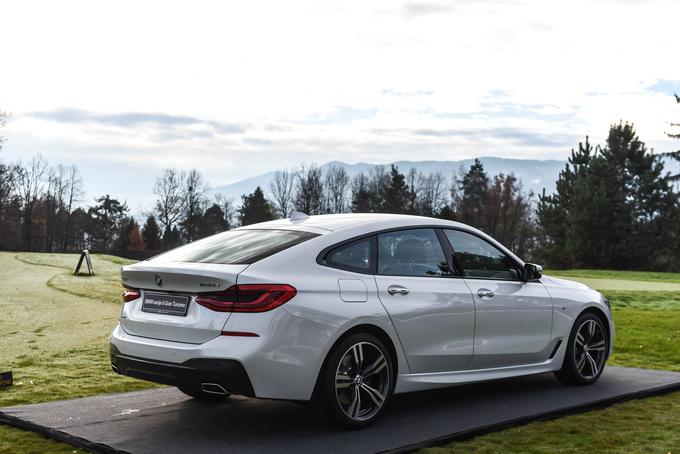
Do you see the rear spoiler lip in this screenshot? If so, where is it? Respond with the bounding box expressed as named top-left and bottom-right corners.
top-left (120, 262), bottom-right (251, 294)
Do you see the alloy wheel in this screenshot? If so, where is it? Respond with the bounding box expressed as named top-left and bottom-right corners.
top-left (334, 341), bottom-right (390, 422)
top-left (573, 319), bottom-right (607, 379)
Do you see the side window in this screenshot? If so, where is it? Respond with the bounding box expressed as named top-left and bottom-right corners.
top-left (444, 229), bottom-right (520, 280)
top-left (377, 229), bottom-right (452, 277)
top-left (324, 238), bottom-right (373, 273)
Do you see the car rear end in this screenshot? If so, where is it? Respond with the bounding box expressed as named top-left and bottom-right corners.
top-left (109, 227), bottom-right (321, 399)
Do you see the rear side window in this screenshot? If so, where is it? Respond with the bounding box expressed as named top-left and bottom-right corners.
top-left (323, 238), bottom-right (373, 273)
top-left (151, 229), bottom-right (318, 265)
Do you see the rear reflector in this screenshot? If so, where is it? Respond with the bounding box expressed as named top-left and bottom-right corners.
top-left (196, 284), bottom-right (296, 313)
top-left (221, 331), bottom-right (260, 337)
top-left (122, 288), bottom-right (141, 303)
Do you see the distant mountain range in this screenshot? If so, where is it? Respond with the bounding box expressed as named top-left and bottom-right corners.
top-left (209, 157), bottom-right (567, 204)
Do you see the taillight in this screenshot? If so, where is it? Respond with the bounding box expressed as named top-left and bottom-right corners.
top-left (195, 284), bottom-right (296, 313)
top-left (122, 288), bottom-right (141, 302)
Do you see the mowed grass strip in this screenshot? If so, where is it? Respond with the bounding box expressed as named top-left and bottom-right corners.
top-left (546, 268), bottom-right (680, 284)
top-left (422, 390), bottom-right (680, 454)
top-left (0, 425), bottom-right (86, 454)
top-left (606, 290), bottom-right (680, 372)
top-left (0, 252), bottom-right (159, 408)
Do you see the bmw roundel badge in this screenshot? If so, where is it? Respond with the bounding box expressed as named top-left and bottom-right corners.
top-left (155, 274), bottom-right (162, 287)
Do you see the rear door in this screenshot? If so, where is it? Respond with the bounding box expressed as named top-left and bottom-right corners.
top-left (374, 228), bottom-right (475, 373)
top-left (442, 229), bottom-right (553, 369)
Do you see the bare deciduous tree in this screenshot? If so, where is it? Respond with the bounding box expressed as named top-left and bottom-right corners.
top-left (270, 168), bottom-right (297, 218)
top-left (406, 167), bottom-right (419, 214)
top-left (417, 171), bottom-right (447, 216)
top-left (17, 154), bottom-right (49, 250)
top-left (181, 169), bottom-right (209, 242)
top-left (62, 165), bottom-right (83, 251)
top-left (213, 193), bottom-right (236, 229)
top-left (294, 164), bottom-right (325, 215)
top-left (324, 165), bottom-right (349, 213)
top-left (45, 165), bottom-right (70, 251)
top-left (154, 168), bottom-right (187, 239)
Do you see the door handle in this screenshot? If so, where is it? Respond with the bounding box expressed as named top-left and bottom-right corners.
top-left (477, 289), bottom-right (495, 298)
top-left (387, 285), bottom-right (409, 296)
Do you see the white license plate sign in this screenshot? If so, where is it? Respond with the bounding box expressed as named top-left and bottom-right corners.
top-left (141, 293), bottom-right (190, 316)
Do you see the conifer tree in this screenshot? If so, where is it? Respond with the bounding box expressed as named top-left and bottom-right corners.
top-left (239, 186), bottom-right (276, 226)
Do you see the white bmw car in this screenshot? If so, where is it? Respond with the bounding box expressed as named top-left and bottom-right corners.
top-left (110, 213), bottom-right (614, 427)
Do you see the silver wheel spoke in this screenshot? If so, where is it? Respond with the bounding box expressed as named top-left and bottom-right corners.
top-left (336, 373), bottom-right (353, 389)
top-left (361, 383), bottom-right (385, 407)
top-left (586, 352), bottom-right (599, 375)
top-left (576, 353), bottom-right (586, 372)
top-left (363, 356), bottom-right (387, 377)
top-left (589, 340), bottom-right (606, 352)
top-left (352, 343), bottom-right (364, 370)
top-left (588, 320), bottom-right (596, 339)
top-left (575, 332), bottom-right (585, 347)
top-left (347, 385), bottom-right (362, 418)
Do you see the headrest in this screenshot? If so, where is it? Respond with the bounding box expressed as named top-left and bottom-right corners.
top-left (394, 239), bottom-right (426, 262)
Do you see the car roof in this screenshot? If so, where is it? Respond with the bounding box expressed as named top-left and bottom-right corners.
top-left (238, 213), bottom-right (525, 266)
top-left (238, 213), bottom-right (468, 233)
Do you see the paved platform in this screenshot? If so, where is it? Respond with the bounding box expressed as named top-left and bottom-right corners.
top-left (2, 366), bottom-right (680, 454)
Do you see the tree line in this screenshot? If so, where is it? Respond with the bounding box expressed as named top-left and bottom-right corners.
top-left (1, 99), bottom-right (679, 270)
top-left (0, 155), bottom-right (237, 255)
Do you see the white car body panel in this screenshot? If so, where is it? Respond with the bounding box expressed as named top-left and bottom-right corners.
top-left (110, 213), bottom-right (615, 401)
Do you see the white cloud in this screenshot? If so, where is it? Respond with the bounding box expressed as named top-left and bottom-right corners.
top-left (1, 0), bottom-right (679, 207)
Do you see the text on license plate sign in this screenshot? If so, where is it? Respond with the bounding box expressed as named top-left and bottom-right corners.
top-left (142, 293), bottom-right (190, 316)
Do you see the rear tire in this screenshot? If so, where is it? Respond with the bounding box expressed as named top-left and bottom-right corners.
top-left (177, 386), bottom-right (231, 401)
top-left (321, 333), bottom-right (394, 428)
top-left (555, 312), bottom-right (609, 385)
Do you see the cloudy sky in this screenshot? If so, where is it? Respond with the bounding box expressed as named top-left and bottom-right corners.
top-left (1, 0), bottom-right (679, 210)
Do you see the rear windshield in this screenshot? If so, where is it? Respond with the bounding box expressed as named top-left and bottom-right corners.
top-left (151, 229), bottom-right (318, 265)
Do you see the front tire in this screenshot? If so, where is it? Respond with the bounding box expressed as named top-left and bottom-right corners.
top-left (321, 333), bottom-right (394, 428)
top-left (555, 312), bottom-right (609, 385)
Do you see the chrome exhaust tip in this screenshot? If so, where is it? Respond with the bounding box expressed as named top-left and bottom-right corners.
top-left (200, 383), bottom-right (229, 395)
top-left (111, 364), bottom-right (120, 374)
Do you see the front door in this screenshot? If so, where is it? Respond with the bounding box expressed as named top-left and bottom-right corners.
top-left (374, 228), bottom-right (476, 373)
top-left (442, 229), bottom-right (554, 370)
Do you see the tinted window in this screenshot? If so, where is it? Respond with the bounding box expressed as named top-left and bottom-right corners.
top-left (444, 229), bottom-right (520, 280)
top-left (151, 229), bottom-right (317, 265)
top-left (378, 229), bottom-right (452, 277)
top-left (324, 238), bottom-right (372, 273)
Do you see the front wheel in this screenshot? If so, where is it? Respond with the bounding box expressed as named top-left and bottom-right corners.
top-left (555, 312), bottom-right (609, 385)
top-left (321, 333), bottom-right (394, 428)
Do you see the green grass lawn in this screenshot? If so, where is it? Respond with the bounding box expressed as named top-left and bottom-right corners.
top-left (1, 256), bottom-right (679, 453)
top-left (423, 391), bottom-right (680, 454)
top-left (546, 268), bottom-right (680, 292)
top-left (0, 252), bottom-right (159, 408)
top-left (0, 425), bottom-right (85, 454)
top-left (546, 268), bottom-right (680, 283)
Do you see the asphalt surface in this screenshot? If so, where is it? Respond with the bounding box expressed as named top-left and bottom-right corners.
top-left (2, 366), bottom-right (680, 453)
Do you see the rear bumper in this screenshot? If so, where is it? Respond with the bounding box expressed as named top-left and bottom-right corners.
top-left (110, 345), bottom-right (255, 397)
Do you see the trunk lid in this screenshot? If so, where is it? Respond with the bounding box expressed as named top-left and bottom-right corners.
top-left (120, 262), bottom-right (249, 344)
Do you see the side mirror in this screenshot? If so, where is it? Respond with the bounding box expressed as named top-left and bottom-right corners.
top-left (523, 263), bottom-right (543, 281)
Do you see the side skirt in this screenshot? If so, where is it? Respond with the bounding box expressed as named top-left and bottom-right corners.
top-left (394, 343), bottom-right (567, 394)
